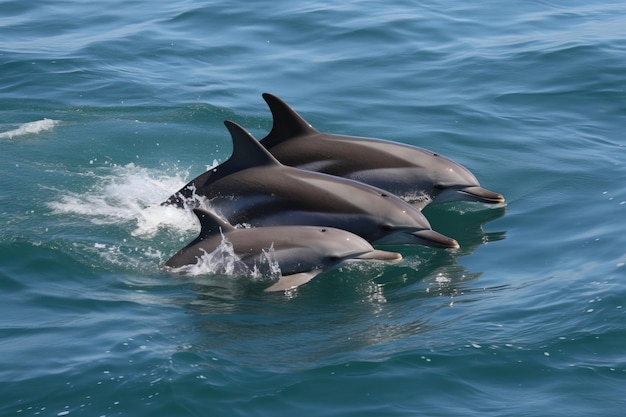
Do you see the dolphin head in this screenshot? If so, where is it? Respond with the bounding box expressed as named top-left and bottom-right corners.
top-left (295, 227), bottom-right (403, 266)
top-left (405, 151), bottom-right (505, 206)
top-left (263, 227), bottom-right (402, 292)
top-left (265, 227), bottom-right (402, 292)
top-left (252, 221), bottom-right (406, 271)
top-left (327, 185), bottom-right (460, 248)
top-left (370, 192), bottom-right (461, 248)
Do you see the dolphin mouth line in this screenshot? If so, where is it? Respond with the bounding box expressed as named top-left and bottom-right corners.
top-left (410, 229), bottom-right (460, 249)
top-left (459, 186), bottom-right (505, 204)
top-left (372, 229), bottom-right (459, 249)
top-left (353, 249), bottom-right (403, 261)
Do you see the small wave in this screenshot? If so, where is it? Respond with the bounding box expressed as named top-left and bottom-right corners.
top-left (0, 118), bottom-right (59, 139)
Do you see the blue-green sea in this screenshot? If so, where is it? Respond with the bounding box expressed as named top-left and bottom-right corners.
top-left (2, 1), bottom-right (625, 416)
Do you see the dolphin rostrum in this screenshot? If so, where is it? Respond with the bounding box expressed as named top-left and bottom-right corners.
top-left (163, 121), bottom-right (459, 249)
top-left (164, 208), bottom-right (403, 292)
top-left (259, 93), bottom-right (504, 209)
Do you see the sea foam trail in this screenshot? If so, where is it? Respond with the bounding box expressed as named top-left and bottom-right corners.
top-left (0, 119), bottom-right (59, 139)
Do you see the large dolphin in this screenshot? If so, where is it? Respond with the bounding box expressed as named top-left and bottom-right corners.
top-left (165, 208), bottom-right (402, 292)
top-left (259, 93), bottom-right (504, 209)
top-left (163, 121), bottom-right (459, 249)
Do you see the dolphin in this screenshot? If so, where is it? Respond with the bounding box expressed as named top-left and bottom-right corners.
top-left (163, 121), bottom-right (459, 249)
top-left (259, 93), bottom-right (504, 209)
top-left (164, 208), bottom-right (402, 292)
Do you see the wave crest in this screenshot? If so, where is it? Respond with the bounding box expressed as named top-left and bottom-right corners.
top-left (0, 118), bottom-right (59, 139)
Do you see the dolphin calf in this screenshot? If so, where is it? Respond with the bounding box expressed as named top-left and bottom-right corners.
top-left (165, 208), bottom-right (402, 292)
top-left (259, 93), bottom-right (504, 209)
top-left (163, 121), bottom-right (459, 249)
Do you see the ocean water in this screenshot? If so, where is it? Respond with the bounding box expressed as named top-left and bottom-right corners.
top-left (1, 1), bottom-right (625, 416)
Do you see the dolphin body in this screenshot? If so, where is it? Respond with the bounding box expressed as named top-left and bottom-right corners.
top-left (163, 121), bottom-right (459, 249)
top-left (259, 93), bottom-right (504, 209)
top-left (165, 208), bottom-right (402, 292)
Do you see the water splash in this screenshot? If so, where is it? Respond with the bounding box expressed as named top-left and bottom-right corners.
top-left (45, 162), bottom-right (205, 272)
top-left (47, 162), bottom-right (203, 237)
top-left (166, 236), bottom-right (248, 276)
top-left (0, 118), bottom-right (59, 139)
top-left (165, 236), bottom-right (282, 283)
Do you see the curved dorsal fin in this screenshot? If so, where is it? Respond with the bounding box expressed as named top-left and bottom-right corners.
top-left (162, 121), bottom-right (281, 208)
top-left (193, 208), bottom-right (235, 238)
top-left (223, 120), bottom-right (282, 170)
top-left (260, 93), bottom-right (318, 147)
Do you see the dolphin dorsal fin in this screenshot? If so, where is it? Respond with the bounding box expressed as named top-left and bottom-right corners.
top-left (193, 208), bottom-right (235, 237)
top-left (223, 121), bottom-right (282, 170)
top-left (261, 93), bottom-right (318, 147)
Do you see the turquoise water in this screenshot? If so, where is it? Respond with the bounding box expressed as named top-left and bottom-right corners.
top-left (2, 1), bottom-right (625, 416)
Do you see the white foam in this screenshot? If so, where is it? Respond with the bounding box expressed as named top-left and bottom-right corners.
top-left (169, 236), bottom-right (248, 276)
top-left (0, 118), bottom-right (59, 139)
top-left (47, 162), bottom-right (199, 237)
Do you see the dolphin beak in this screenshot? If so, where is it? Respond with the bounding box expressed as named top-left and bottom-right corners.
top-left (410, 229), bottom-right (460, 249)
top-left (354, 249), bottom-right (403, 261)
top-left (459, 186), bottom-right (505, 204)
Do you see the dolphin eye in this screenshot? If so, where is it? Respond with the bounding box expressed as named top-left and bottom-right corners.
top-left (381, 224), bottom-right (394, 232)
top-left (434, 184), bottom-right (445, 190)
top-left (330, 256), bottom-right (340, 262)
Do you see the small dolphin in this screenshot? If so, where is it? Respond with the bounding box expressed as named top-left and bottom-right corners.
top-left (259, 93), bottom-right (504, 209)
top-left (163, 121), bottom-right (459, 249)
top-left (164, 208), bottom-right (402, 292)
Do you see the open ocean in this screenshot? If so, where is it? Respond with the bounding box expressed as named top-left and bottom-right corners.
top-left (1, 1), bottom-right (625, 416)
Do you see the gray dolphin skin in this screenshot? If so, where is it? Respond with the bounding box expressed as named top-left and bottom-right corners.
top-left (164, 208), bottom-right (402, 292)
top-left (163, 121), bottom-right (459, 249)
top-left (259, 93), bottom-right (505, 209)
